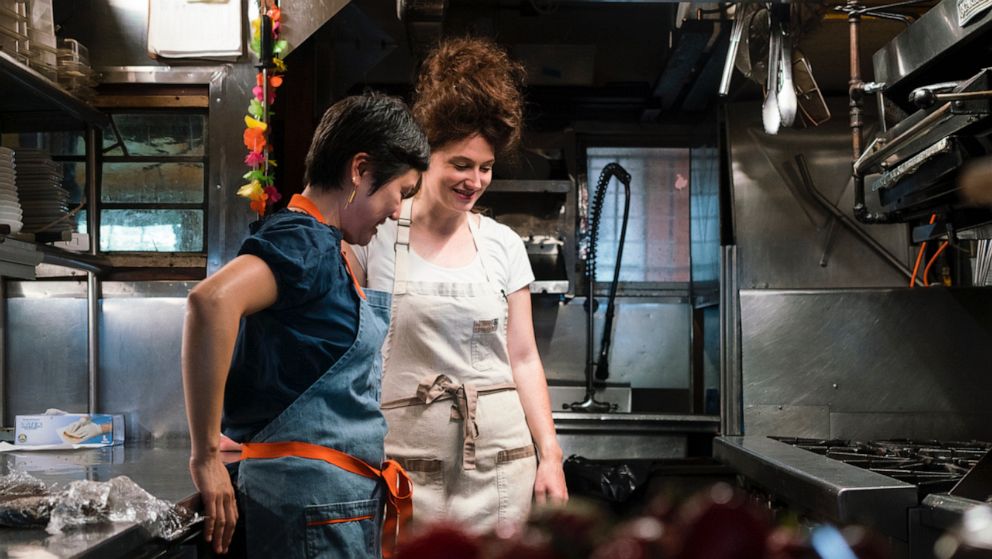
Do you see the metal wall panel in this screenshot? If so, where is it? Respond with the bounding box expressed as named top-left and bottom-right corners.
top-left (542, 297), bottom-right (691, 389)
top-left (4, 283), bottom-right (191, 438)
top-left (702, 305), bottom-right (720, 396)
top-left (100, 299), bottom-right (188, 440)
top-left (5, 299), bottom-right (88, 425)
top-left (740, 288), bottom-right (992, 440)
top-left (208, 62), bottom-right (261, 273)
top-left (727, 98), bottom-right (911, 289)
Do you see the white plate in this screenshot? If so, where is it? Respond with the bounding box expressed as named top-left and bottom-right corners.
top-left (18, 198), bottom-right (67, 205)
top-left (18, 192), bottom-right (68, 199)
top-left (0, 221), bottom-right (23, 234)
top-left (21, 203), bottom-right (68, 210)
top-left (18, 193), bottom-right (68, 201)
top-left (16, 175), bottom-right (61, 180)
top-left (20, 200), bottom-right (66, 207)
top-left (16, 177), bottom-right (62, 184)
top-left (17, 185), bottom-right (66, 193)
top-left (22, 203), bottom-right (68, 210)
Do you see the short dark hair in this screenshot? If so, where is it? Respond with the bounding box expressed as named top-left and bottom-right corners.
top-left (305, 92), bottom-right (430, 194)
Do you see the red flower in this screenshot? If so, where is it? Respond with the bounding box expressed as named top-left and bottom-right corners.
top-left (252, 85), bottom-right (276, 104)
top-left (244, 151), bottom-right (266, 166)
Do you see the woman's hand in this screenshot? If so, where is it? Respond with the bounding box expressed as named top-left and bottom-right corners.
top-left (189, 454), bottom-right (237, 555)
top-left (533, 455), bottom-right (569, 506)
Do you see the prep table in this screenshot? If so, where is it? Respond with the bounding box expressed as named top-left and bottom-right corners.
top-left (0, 442), bottom-right (206, 559)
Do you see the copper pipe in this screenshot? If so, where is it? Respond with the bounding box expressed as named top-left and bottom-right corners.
top-left (848, 0), bottom-right (864, 160)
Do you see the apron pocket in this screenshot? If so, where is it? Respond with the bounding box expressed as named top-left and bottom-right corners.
top-left (304, 499), bottom-right (379, 559)
top-left (497, 444), bottom-right (536, 464)
top-left (393, 456), bottom-right (446, 521)
top-left (496, 448), bottom-right (537, 530)
top-left (471, 330), bottom-right (498, 371)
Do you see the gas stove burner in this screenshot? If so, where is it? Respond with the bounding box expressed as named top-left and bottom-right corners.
top-left (771, 437), bottom-right (992, 499)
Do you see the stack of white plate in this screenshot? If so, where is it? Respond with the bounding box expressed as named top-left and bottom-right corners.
top-left (0, 147), bottom-right (23, 234)
top-left (14, 149), bottom-right (72, 235)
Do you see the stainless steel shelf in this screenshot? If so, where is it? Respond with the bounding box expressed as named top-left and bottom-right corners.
top-left (0, 237), bottom-right (42, 279)
top-left (553, 412), bottom-right (720, 433)
top-left (0, 50), bottom-right (109, 132)
top-left (0, 236), bottom-right (109, 277)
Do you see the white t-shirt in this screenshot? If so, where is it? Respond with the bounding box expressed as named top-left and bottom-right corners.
top-left (353, 214), bottom-right (535, 294)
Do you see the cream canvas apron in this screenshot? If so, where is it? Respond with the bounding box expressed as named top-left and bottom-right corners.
top-left (380, 199), bottom-right (537, 532)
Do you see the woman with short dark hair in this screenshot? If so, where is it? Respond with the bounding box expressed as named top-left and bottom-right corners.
top-left (183, 92), bottom-right (428, 558)
top-left (350, 38), bottom-right (568, 533)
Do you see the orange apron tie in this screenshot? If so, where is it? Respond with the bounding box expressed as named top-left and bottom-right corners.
top-left (241, 441), bottom-right (413, 558)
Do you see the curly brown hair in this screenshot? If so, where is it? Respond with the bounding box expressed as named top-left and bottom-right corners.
top-left (412, 36), bottom-right (526, 157)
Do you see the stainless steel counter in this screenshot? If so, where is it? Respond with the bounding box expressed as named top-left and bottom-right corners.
top-left (714, 436), bottom-right (918, 541)
top-left (0, 441), bottom-right (202, 559)
top-left (553, 412), bottom-right (720, 460)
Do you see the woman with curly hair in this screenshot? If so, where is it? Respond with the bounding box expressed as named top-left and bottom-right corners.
top-left (350, 37), bottom-right (568, 531)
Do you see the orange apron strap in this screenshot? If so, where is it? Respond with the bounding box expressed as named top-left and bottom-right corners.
top-left (341, 250), bottom-right (368, 301)
top-left (241, 441), bottom-right (412, 557)
top-left (379, 459), bottom-right (413, 558)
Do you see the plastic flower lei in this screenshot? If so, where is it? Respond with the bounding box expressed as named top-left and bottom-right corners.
top-left (239, 0), bottom-right (288, 216)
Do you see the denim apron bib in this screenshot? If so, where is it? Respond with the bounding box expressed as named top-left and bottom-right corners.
top-left (236, 195), bottom-right (411, 559)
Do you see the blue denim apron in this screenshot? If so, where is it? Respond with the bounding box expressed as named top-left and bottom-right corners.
top-left (237, 285), bottom-right (393, 559)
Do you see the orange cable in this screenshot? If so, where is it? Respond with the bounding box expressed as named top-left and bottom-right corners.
top-left (923, 241), bottom-right (949, 287)
top-left (909, 213), bottom-right (937, 288)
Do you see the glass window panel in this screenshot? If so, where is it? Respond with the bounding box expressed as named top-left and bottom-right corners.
top-left (99, 209), bottom-right (204, 252)
top-left (17, 130), bottom-right (119, 155)
top-left (110, 113), bottom-right (206, 156)
top-left (587, 147), bottom-right (691, 283)
top-left (101, 162), bottom-right (205, 203)
top-left (61, 162), bottom-right (86, 205)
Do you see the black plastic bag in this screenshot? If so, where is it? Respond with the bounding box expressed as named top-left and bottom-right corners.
top-left (562, 455), bottom-right (650, 505)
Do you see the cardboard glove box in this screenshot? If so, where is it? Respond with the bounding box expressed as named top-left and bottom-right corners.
top-left (15, 412), bottom-right (125, 446)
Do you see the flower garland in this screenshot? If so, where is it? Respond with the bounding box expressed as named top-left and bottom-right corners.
top-left (238, 1), bottom-right (288, 216)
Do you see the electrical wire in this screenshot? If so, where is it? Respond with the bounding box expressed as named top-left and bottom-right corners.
top-left (923, 240), bottom-right (949, 287)
top-left (909, 213), bottom-right (937, 288)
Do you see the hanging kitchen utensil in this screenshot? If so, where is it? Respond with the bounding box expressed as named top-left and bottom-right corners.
top-left (791, 47), bottom-right (831, 126)
top-left (779, 29), bottom-right (797, 127)
top-left (735, 3), bottom-right (769, 86)
top-left (719, 4), bottom-right (746, 96)
top-left (761, 12), bottom-right (781, 134)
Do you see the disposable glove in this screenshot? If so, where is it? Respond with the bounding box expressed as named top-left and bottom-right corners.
top-left (60, 417), bottom-right (105, 443)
